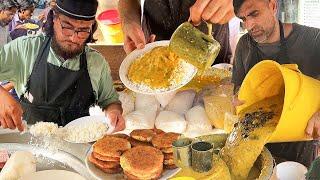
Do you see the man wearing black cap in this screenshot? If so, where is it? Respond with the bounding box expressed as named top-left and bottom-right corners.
top-left (0, 0), bottom-right (125, 132)
top-left (232, 0), bottom-right (320, 167)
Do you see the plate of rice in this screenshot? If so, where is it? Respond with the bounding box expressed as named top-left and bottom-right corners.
top-left (63, 116), bottom-right (110, 143)
top-left (119, 40), bottom-right (197, 95)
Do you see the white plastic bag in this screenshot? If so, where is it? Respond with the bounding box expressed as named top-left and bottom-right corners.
top-left (204, 83), bottom-right (235, 129)
top-left (0, 151), bottom-right (36, 180)
top-left (118, 91), bottom-right (135, 115)
top-left (135, 93), bottom-right (160, 111)
top-left (155, 111), bottom-right (187, 133)
top-left (124, 105), bottom-right (157, 130)
top-left (155, 90), bottom-right (177, 108)
top-left (165, 90), bottom-right (196, 115)
top-left (185, 105), bottom-right (212, 132)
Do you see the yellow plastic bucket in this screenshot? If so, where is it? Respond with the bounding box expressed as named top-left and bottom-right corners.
top-left (98, 22), bottom-right (124, 44)
top-left (97, 9), bottom-right (124, 44)
top-left (237, 60), bottom-right (320, 142)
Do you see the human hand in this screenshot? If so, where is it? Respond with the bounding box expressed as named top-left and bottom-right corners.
top-left (15, 24), bottom-right (26, 30)
top-left (189, 0), bottom-right (235, 25)
top-left (105, 103), bottom-right (125, 133)
top-left (305, 111), bottom-right (320, 139)
top-left (0, 88), bottom-right (24, 131)
top-left (122, 22), bottom-right (156, 54)
top-left (38, 14), bottom-right (45, 21)
top-left (232, 94), bottom-right (245, 107)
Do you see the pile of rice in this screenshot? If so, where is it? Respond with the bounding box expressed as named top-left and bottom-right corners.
top-left (63, 121), bottom-right (108, 143)
top-left (29, 121), bottom-right (108, 143)
top-left (29, 122), bottom-right (59, 137)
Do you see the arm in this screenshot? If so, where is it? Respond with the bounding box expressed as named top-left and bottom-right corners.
top-left (0, 36), bottom-right (38, 131)
top-left (0, 44), bottom-right (22, 130)
top-left (118, 0), bottom-right (141, 26)
top-left (118, 0), bottom-right (155, 54)
top-left (0, 86), bottom-right (24, 131)
top-left (97, 58), bottom-right (125, 133)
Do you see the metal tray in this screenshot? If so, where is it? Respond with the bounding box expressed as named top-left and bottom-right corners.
top-left (0, 133), bottom-right (94, 179)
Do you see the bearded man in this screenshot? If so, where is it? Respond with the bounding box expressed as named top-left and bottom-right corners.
top-left (0, 0), bottom-right (125, 133)
top-left (232, 0), bottom-right (320, 167)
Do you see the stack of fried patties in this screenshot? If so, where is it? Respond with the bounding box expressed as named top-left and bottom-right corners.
top-left (115, 129), bottom-right (164, 179)
top-left (152, 132), bottom-right (180, 170)
top-left (88, 134), bottom-right (131, 174)
top-left (121, 145), bottom-right (164, 179)
top-left (128, 129), bottom-right (163, 147)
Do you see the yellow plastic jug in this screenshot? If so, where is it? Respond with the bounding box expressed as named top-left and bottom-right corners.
top-left (237, 60), bottom-right (320, 142)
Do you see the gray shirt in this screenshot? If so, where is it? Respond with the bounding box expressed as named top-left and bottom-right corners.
top-left (232, 23), bottom-right (320, 89)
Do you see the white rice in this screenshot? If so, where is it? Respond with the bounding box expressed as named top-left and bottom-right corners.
top-left (29, 122), bottom-right (59, 137)
top-left (63, 121), bottom-right (108, 143)
top-left (29, 120), bottom-right (108, 143)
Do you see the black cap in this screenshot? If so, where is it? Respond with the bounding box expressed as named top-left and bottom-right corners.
top-left (233, 0), bottom-right (245, 16)
top-left (55, 0), bottom-right (98, 20)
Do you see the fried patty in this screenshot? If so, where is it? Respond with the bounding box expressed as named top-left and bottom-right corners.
top-left (123, 168), bottom-right (162, 180)
top-left (93, 136), bottom-right (131, 159)
top-left (160, 147), bottom-right (174, 154)
top-left (152, 132), bottom-right (180, 152)
top-left (164, 158), bottom-right (174, 166)
top-left (88, 153), bottom-right (120, 169)
top-left (153, 128), bottom-right (165, 135)
top-left (92, 152), bottom-right (120, 162)
top-left (108, 133), bottom-right (130, 140)
top-left (120, 146), bottom-right (164, 179)
top-left (163, 153), bottom-right (175, 166)
top-left (130, 129), bottom-right (156, 142)
top-left (99, 166), bottom-right (123, 174)
top-left (128, 137), bottom-right (152, 147)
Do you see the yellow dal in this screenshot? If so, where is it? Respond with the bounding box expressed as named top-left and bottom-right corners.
top-left (128, 46), bottom-right (182, 89)
top-left (220, 95), bottom-right (283, 179)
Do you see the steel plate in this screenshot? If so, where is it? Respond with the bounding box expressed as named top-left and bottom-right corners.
top-left (0, 133), bottom-right (94, 179)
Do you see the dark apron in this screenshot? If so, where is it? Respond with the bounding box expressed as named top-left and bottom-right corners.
top-left (142, 0), bottom-right (231, 64)
top-left (20, 36), bottom-right (96, 126)
top-left (248, 21), bottom-right (317, 167)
